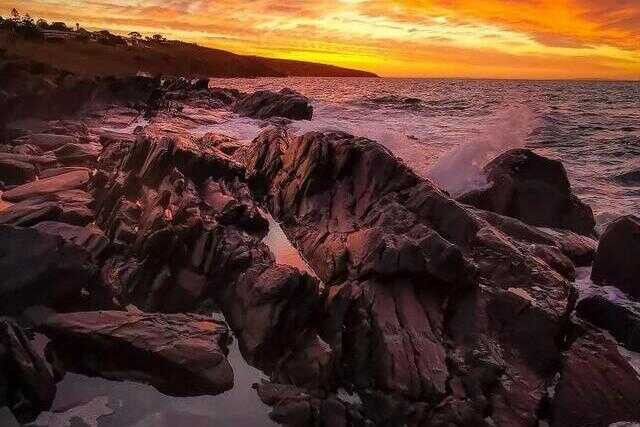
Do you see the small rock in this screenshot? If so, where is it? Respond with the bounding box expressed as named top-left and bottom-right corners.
top-left (592, 215), bottom-right (640, 300)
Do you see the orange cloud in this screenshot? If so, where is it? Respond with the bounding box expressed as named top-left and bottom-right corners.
top-left (2, 0), bottom-right (639, 79)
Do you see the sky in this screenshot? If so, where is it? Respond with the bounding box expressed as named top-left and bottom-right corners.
top-left (4, 0), bottom-right (640, 79)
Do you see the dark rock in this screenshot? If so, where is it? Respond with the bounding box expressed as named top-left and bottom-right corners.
top-left (2, 170), bottom-right (91, 202)
top-left (246, 129), bottom-right (574, 425)
top-left (592, 215), bottom-right (640, 300)
top-left (0, 158), bottom-right (36, 185)
top-left (0, 190), bottom-right (94, 227)
top-left (0, 318), bottom-right (55, 423)
top-left (0, 225), bottom-right (95, 314)
top-left (577, 293), bottom-right (640, 352)
top-left (41, 310), bottom-right (234, 396)
top-left (12, 134), bottom-right (77, 151)
top-left (475, 209), bottom-right (597, 267)
top-left (459, 149), bottom-right (596, 236)
top-left (551, 327), bottom-right (640, 427)
top-left (32, 222), bottom-right (109, 262)
top-left (191, 78), bottom-right (210, 90)
top-left (235, 89), bottom-right (313, 120)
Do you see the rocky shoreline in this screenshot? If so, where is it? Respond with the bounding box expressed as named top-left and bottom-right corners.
top-left (1, 58), bottom-right (640, 426)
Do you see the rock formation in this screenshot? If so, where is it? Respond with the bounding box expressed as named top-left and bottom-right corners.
top-left (459, 149), bottom-right (596, 237)
top-left (591, 215), bottom-right (640, 300)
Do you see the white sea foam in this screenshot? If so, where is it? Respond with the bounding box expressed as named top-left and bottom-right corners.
top-left (426, 103), bottom-right (537, 196)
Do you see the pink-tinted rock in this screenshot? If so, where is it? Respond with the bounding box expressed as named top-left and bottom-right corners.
top-left (551, 327), bottom-right (640, 427)
top-left (42, 310), bottom-right (234, 396)
top-left (2, 170), bottom-right (90, 202)
top-left (0, 319), bottom-right (55, 423)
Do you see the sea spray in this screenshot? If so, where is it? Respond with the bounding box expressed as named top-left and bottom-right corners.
top-left (426, 103), bottom-right (537, 196)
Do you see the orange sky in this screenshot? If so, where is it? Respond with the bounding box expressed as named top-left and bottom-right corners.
top-left (4, 0), bottom-right (640, 79)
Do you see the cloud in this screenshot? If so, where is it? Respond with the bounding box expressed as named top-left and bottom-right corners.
top-left (2, 0), bottom-right (639, 79)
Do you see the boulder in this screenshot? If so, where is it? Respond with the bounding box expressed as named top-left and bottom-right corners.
top-left (459, 149), bottom-right (596, 236)
top-left (41, 310), bottom-right (234, 396)
top-left (0, 225), bottom-right (95, 314)
top-left (52, 142), bottom-right (101, 166)
top-left (234, 88), bottom-right (313, 120)
top-left (0, 190), bottom-right (94, 227)
top-left (0, 158), bottom-right (36, 185)
top-left (0, 318), bottom-right (55, 423)
top-left (12, 134), bottom-right (77, 151)
top-left (551, 327), bottom-right (640, 427)
top-left (591, 215), bottom-right (640, 300)
top-left (246, 129), bottom-right (574, 425)
top-left (576, 293), bottom-right (640, 352)
top-left (32, 221), bottom-right (109, 261)
top-left (2, 170), bottom-right (91, 202)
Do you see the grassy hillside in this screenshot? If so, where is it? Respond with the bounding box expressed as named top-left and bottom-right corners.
top-left (0, 32), bottom-right (377, 78)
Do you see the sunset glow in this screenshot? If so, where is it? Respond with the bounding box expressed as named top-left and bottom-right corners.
top-left (3, 0), bottom-right (640, 79)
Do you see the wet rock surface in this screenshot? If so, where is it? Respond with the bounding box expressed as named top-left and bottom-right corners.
top-left (41, 310), bottom-right (234, 397)
top-left (591, 215), bottom-right (640, 300)
top-left (459, 148), bottom-right (596, 237)
top-left (234, 88), bottom-right (313, 120)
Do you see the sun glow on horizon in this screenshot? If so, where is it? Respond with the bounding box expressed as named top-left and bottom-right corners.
top-left (2, 0), bottom-right (639, 80)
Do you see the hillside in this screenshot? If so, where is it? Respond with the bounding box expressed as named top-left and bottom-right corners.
top-left (0, 31), bottom-right (377, 78)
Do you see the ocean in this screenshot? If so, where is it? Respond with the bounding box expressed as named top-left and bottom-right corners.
top-left (210, 77), bottom-right (640, 226)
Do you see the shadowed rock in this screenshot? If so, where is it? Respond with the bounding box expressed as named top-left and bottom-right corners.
top-left (591, 215), bottom-right (640, 300)
top-left (0, 319), bottom-right (55, 423)
top-left (0, 225), bottom-right (95, 314)
top-left (41, 310), bottom-right (234, 396)
top-left (235, 89), bottom-right (313, 120)
top-left (0, 158), bottom-right (36, 185)
top-left (459, 149), bottom-right (595, 237)
top-left (551, 326), bottom-right (640, 427)
top-left (577, 293), bottom-right (640, 352)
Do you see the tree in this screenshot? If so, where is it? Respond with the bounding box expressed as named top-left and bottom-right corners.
top-left (128, 31), bottom-right (142, 44)
top-left (10, 8), bottom-right (19, 20)
top-left (152, 33), bottom-right (166, 43)
top-left (36, 18), bottom-right (48, 28)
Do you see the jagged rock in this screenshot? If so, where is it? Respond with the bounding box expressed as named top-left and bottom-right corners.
top-left (0, 225), bottom-right (95, 314)
top-left (459, 149), bottom-right (596, 236)
top-left (591, 215), bottom-right (640, 300)
top-left (12, 134), bottom-right (77, 151)
top-left (32, 221), bottom-right (109, 262)
top-left (0, 158), bottom-right (36, 185)
top-left (2, 170), bottom-right (91, 202)
top-left (235, 89), bottom-right (313, 120)
top-left (246, 129), bottom-right (574, 425)
top-left (551, 326), bottom-right (640, 427)
top-left (577, 293), bottom-right (640, 352)
top-left (0, 318), bottom-right (55, 423)
top-left (0, 152), bottom-right (57, 168)
top-left (52, 142), bottom-right (101, 166)
top-left (39, 167), bottom-right (91, 179)
top-left (0, 190), bottom-right (94, 227)
top-left (41, 310), bottom-right (234, 396)
top-left (475, 209), bottom-right (597, 267)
